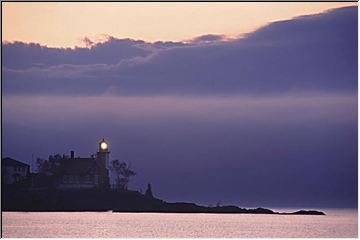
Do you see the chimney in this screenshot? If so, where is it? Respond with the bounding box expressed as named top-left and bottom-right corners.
top-left (71, 151), bottom-right (74, 159)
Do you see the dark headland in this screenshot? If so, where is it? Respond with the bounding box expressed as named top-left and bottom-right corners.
top-left (2, 154), bottom-right (324, 215)
top-left (2, 187), bottom-right (325, 215)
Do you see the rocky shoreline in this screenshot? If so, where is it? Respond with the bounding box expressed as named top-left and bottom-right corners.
top-left (3, 187), bottom-right (325, 215)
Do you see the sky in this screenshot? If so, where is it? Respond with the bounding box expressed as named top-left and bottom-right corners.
top-left (2, 3), bottom-right (358, 208)
top-left (2, 2), bottom-right (357, 48)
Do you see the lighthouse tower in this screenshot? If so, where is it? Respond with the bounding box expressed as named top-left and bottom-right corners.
top-left (97, 138), bottom-right (110, 168)
top-left (97, 138), bottom-right (110, 188)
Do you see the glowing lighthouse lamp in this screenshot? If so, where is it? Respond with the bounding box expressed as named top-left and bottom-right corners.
top-left (100, 141), bottom-right (108, 150)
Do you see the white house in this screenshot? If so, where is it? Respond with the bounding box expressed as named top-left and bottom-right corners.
top-left (2, 157), bottom-right (30, 184)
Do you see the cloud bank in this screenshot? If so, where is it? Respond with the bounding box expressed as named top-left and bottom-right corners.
top-left (3, 7), bottom-right (357, 96)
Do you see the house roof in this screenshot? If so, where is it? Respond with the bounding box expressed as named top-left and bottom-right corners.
top-left (2, 157), bottom-right (29, 167)
top-left (60, 157), bottom-right (100, 175)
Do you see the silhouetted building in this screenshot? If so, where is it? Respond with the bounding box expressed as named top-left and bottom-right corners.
top-left (2, 157), bottom-right (30, 185)
top-left (58, 139), bottom-right (110, 189)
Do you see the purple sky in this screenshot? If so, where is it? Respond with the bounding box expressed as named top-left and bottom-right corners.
top-left (2, 7), bottom-right (357, 208)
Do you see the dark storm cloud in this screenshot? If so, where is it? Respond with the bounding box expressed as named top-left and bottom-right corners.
top-left (3, 7), bottom-right (357, 96)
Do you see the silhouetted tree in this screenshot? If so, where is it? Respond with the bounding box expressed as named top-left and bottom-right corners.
top-left (111, 160), bottom-right (136, 190)
top-left (37, 154), bottom-right (65, 176)
top-left (145, 183), bottom-right (153, 198)
top-left (36, 154), bottom-right (66, 188)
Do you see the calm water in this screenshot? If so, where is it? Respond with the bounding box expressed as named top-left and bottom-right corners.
top-left (2, 209), bottom-right (357, 238)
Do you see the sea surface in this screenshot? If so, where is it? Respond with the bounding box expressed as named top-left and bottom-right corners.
top-left (2, 209), bottom-right (357, 238)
